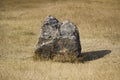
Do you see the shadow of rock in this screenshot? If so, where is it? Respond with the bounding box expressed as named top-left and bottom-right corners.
top-left (80, 50), bottom-right (111, 62)
top-left (33, 50), bottom-right (111, 63)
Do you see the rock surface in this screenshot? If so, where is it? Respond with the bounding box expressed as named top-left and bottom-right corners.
top-left (35, 15), bottom-right (81, 59)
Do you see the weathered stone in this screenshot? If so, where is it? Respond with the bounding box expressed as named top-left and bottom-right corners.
top-left (35, 16), bottom-right (81, 59)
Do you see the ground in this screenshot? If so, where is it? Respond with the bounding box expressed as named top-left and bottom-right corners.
top-left (0, 0), bottom-right (120, 80)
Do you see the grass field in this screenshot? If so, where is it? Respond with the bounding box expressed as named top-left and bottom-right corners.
top-left (0, 0), bottom-right (120, 80)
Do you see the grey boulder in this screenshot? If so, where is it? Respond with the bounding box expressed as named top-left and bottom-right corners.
top-left (35, 16), bottom-right (81, 59)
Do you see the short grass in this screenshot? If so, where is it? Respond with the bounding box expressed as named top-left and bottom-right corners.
top-left (0, 0), bottom-right (120, 80)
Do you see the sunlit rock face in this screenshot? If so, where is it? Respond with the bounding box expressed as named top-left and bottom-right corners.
top-left (35, 16), bottom-right (81, 59)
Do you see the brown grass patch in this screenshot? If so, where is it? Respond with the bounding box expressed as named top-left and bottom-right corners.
top-left (0, 0), bottom-right (120, 80)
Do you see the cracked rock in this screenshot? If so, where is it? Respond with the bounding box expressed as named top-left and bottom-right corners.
top-left (35, 15), bottom-right (81, 59)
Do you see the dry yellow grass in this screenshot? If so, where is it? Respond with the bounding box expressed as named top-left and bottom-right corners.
top-left (0, 0), bottom-right (120, 80)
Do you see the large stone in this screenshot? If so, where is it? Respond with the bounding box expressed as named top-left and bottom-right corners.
top-left (35, 15), bottom-right (81, 59)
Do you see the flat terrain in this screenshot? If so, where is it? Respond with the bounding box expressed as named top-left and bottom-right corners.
top-left (0, 0), bottom-right (120, 80)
